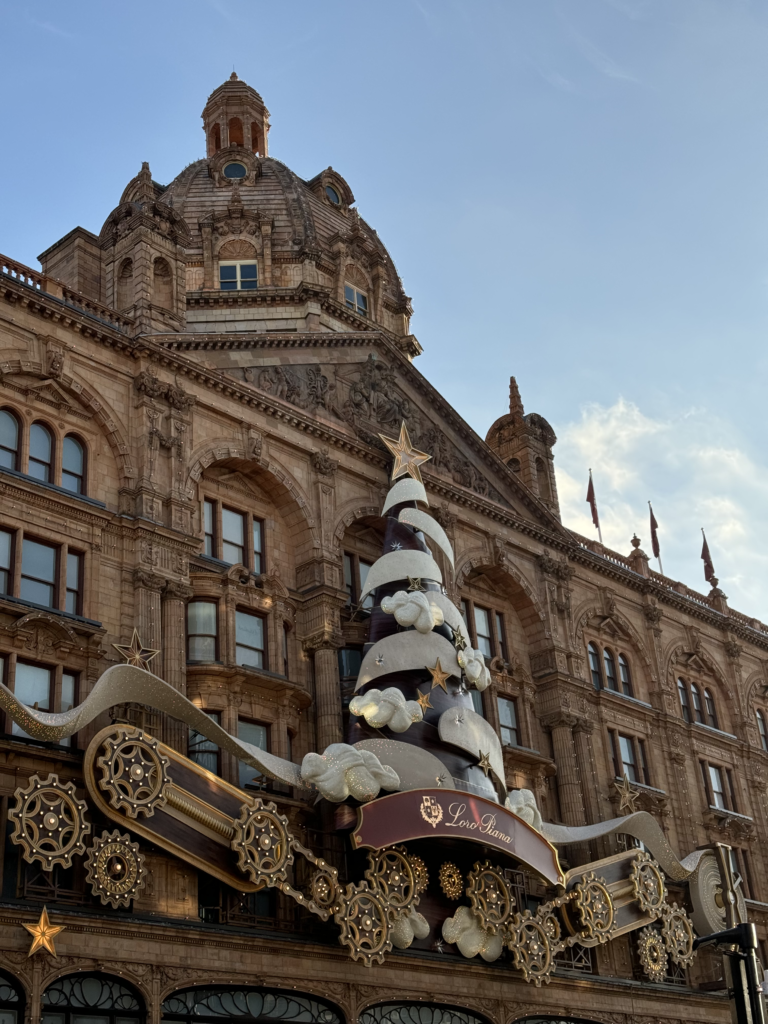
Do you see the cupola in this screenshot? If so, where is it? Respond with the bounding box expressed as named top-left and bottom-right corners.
top-left (202, 72), bottom-right (270, 159)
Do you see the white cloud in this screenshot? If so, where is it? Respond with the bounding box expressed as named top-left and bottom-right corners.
top-left (555, 398), bottom-right (768, 621)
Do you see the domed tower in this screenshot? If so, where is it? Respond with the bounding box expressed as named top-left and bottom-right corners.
top-left (202, 71), bottom-right (270, 158)
top-left (486, 377), bottom-right (560, 518)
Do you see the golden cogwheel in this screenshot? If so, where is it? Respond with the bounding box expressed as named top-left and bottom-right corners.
top-left (365, 846), bottom-right (417, 917)
top-left (466, 860), bottom-right (515, 933)
top-left (637, 926), bottom-right (668, 982)
top-left (661, 903), bottom-right (695, 968)
top-left (439, 862), bottom-right (464, 900)
top-left (97, 728), bottom-right (170, 819)
top-left (85, 830), bottom-right (145, 909)
top-left (231, 798), bottom-right (293, 886)
top-left (630, 852), bottom-right (667, 919)
top-left (507, 908), bottom-right (559, 986)
top-left (9, 773), bottom-right (90, 870)
top-left (408, 854), bottom-right (429, 894)
top-left (572, 872), bottom-right (614, 942)
top-left (309, 864), bottom-right (340, 912)
top-left (334, 882), bottom-right (391, 966)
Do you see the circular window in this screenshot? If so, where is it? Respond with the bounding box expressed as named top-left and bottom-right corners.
top-left (325, 185), bottom-right (341, 205)
top-left (224, 163), bottom-right (247, 179)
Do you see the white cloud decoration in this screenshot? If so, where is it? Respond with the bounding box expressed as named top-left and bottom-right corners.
top-left (457, 647), bottom-right (491, 691)
top-left (301, 743), bottom-right (400, 802)
top-left (349, 687), bottom-right (423, 733)
top-left (380, 590), bottom-right (444, 634)
top-left (505, 788), bottom-right (543, 832)
top-left (391, 905), bottom-right (431, 949)
top-left (442, 905), bottom-right (503, 961)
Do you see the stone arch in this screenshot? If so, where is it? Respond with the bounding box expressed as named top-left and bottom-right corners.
top-left (39, 967), bottom-right (150, 1022)
top-left (116, 257), bottom-right (133, 310)
top-left (152, 256), bottom-right (173, 310)
top-left (662, 640), bottom-right (733, 701)
top-left (745, 670), bottom-right (768, 712)
top-left (218, 238), bottom-right (258, 260)
top-left (333, 500), bottom-right (382, 553)
top-left (186, 438), bottom-right (320, 559)
top-left (357, 1001), bottom-right (496, 1024)
top-left (0, 965), bottom-right (28, 1011)
top-left (573, 601), bottom-right (655, 678)
top-left (345, 262), bottom-right (371, 290)
top-left (455, 551), bottom-right (545, 625)
top-left (159, 982), bottom-right (346, 1024)
top-left (0, 359), bottom-right (135, 485)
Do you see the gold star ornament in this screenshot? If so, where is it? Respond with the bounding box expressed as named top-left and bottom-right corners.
top-left (477, 751), bottom-right (492, 777)
top-left (451, 626), bottom-right (468, 652)
top-left (407, 576), bottom-right (424, 592)
top-left (416, 689), bottom-right (433, 712)
top-left (112, 629), bottom-right (160, 669)
top-left (378, 423), bottom-right (431, 484)
top-left (615, 774), bottom-right (640, 815)
top-left (24, 906), bottom-right (64, 957)
top-left (427, 658), bottom-right (450, 692)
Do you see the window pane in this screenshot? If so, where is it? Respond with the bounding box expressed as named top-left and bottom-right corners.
top-left (344, 285), bottom-right (355, 306)
top-left (29, 423), bottom-right (52, 482)
top-left (471, 689), bottom-right (484, 717)
top-left (357, 291), bottom-right (368, 312)
top-left (338, 647), bottom-right (362, 679)
top-left (618, 655), bottom-right (632, 696)
top-left (13, 662), bottom-right (51, 736)
top-left (705, 690), bottom-right (717, 728)
top-left (238, 719), bottom-right (268, 788)
top-left (619, 734), bottom-right (637, 781)
top-left (188, 601), bottom-right (217, 634)
top-left (495, 613), bottom-right (507, 660)
top-left (62, 435), bottom-right (84, 475)
top-left (678, 679), bottom-right (691, 722)
top-left (222, 508), bottom-right (245, 564)
top-left (0, 409), bottom-right (19, 458)
top-left (20, 538), bottom-right (56, 606)
top-left (603, 650), bottom-right (618, 691)
top-left (236, 610), bottom-right (264, 668)
top-left (709, 765), bottom-right (726, 808)
top-left (0, 528), bottom-right (11, 595)
top-left (691, 684), bottom-right (704, 723)
top-left (474, 607), bottom-right (492, 659)
top-left (65, 551), bottom-right (81, 614)
top-left (189, 711), bottom-right (221, 774)
top-left (359, 560), bottom-right (373, 610)
top-left (758, 711), bottom-right (768, 751)
top-left (588, 643), bottom-right (602, 690)
top-left (253, 518), bottom-right (263, 574)
top-left (497, 696), bottom-right (518, 746)
top-left (220, 265), bottom-right (237, 280)
top-left (239, 263), bottom-right (258, 279)
top-left (204, 499), bottom-right (215, 556)
top-left (188, 636), bottom-right (216, 662)
top-left (343, 553), bottom-right (354, 604)
top-left (61, 672), bottom-right (75, 712)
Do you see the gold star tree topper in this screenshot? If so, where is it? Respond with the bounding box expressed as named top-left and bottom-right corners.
top-left (112, 629), bottom-right (160, 669)
top-left (24, 906), bottom-right (65, 957)
top-left (378, 423), bottom-right (431, 484)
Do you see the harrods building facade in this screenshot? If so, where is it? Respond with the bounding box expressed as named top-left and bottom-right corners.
top-left (1, 74), bottom-right (767, 1024)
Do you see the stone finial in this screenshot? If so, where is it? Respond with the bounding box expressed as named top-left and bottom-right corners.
top-left (508, 376), bottom-right (524, 421)
top-left (230, 71), bottom-right (239, 81)
top-left (627, 536), bottom-right (650, 578)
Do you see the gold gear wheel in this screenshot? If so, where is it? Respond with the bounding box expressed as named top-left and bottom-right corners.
top-left (408, 854), bottom-right (429, 894)
top-left (365, 846), bottom-right (417, 917)
top-left (637, 926), bottom-right (668, 982)
top-left (661, 903), bottom-right (695, 967)
top-left (572, 871), bottom-right (614, 941)
top-left (466, 860), bottom-right (515, 933)
top-left (439, 861), bottom-right (464, 900)
top-left (309, 865), bottom-right (340, 912)
top-left (334, 882), bottom-right (392, 966)
top-left (9, 773), bottom-right (90, 870)
top-left (231, 798), bottom-right (293, 886)
top-left (630, 852), bottom-right (667, 919)
top-left (507, 906), bottom-right (560, 986)
top-left (85, 830), bottom-right (145, 909)
top-left (97, 728), bottom-right (170, 819)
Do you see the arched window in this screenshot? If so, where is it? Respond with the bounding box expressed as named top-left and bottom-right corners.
top-left (211, 122), bottom-right (221, 153)
top-left (29, 422), bottom-right (53, 483)
top-left (704, 689), bottom-right (718, 729)
top-left (360, 1006), bottom-right (490, 1024)
top-left (535, 456), bottom-right (552, 502)
top-left (588, 642), bottom-right (602, 690)
top-left (757, 710), bottom-right (768, 752)
top-left (0, 969), bottom-right (24, 1024)
top-left (62, 435), bottom-right (86, 494)
top-left (117, 258), bottom-right (134, 310)
top-left (251, 121), bottom-right (261, 154)
top-left (603, 649), bottom-right (618, 691)
top-left (42, 974), bottom-right (143, 1024)
top-left (678, 678), bottom-right (691, 723)
top-left (228, 117), bottom-right (244, 147)
top-left (162, 987), bottom-right (342, 1024)
top-left (618, 654), bottom-right (633, 697)
top-left (508, 457), bottom-right (521, 475)
top-left (691, 683), bottom-right (704, 724)
top-left (152, 258), bottom-right (173, 310)
top-left (0, 409), bottom-right (20, 470)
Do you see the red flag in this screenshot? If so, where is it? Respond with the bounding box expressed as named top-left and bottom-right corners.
top-left (586, 471), bottom-right (599, 530)
top-left (649, 503), bottom-right (660, 559)
top-left (701, 530), bottom-right (715, 583)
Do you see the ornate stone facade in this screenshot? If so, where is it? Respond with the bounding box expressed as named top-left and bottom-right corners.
top-left (0, 72), bottom-right (764, 1024)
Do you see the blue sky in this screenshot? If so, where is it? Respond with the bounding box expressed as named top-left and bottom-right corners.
top-left (2, 0), bottom-right (767, 616)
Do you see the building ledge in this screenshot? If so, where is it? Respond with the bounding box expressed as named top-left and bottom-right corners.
top-left (0, 465), bottom-right (107, 509)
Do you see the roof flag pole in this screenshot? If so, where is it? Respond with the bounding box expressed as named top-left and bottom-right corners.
top-left (701, 528), bottom-right (716, 585)
top-left (649, 502), bottom-right (663, 576)
top-left (586, 469), bottom-right (603, 545)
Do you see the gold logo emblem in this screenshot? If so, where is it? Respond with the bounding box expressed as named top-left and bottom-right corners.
top-left (420, 795), bottom-right (443, 829)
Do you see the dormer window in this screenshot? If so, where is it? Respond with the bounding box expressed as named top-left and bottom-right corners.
top-left (325, 185), bottom-right (341, 205)
top-left (344, 285), bottom-right (368, 317)
top-left (220, 261), bottom-right (258, 291)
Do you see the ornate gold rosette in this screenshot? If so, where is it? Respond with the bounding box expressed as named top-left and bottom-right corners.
top-left (231, 799), bottom-right (293, 886)
top-left (630, 852), bottom-right (667, 918)
top-left (661, 903), bottom-right (695, 967)
top-left (9, 773), bottom-right (90, 869)
top-left (97, 728), bottom-right (170, 818)
top-left (572, 871), bottom-right (614, 941)
top-left (85, 829), bottom-right (145, 908)
top-left (467, 860), bottom-right (515, 933)
top-left (408, 854), bottom-right (429, 894)
top-left (637, 926), bottom-right (668, 982)
top-left (439, 861), bottom-right (464, 900)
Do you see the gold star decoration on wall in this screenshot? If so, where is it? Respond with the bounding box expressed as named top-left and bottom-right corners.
top-left (112, 629), bottom-right (160, 669)
top-left (416, 689), bottom-right (433, 712)
top-left (427, 658), bottom-right (450, 692)
top-left (477, 751), bottom-right (492, 777)
top-left (378, 423), bottom-right (431, 484)
top-left (23, 906), bottom-right (65, 957)
top-left (615, 774), bottom-right (641, 815)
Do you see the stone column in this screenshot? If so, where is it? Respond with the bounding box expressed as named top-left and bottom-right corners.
top-left (260, 220), bottom-right (273, 287)
top-left (133, 568), bottom-right (165, 652)
top-left (162, 580), bottom-right (193, 693)
top-left (303, 630), bottom-right (344, 753)
top-left (573, 719), bottom-right (600, 825)
top-left (544, 713), bottom-right (586, 827)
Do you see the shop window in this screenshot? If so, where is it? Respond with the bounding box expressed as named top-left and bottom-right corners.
top-left (497, 696), bottom-right (519, 746)
top-left (161, 987), bottom-right (341, 1024)
top-left (238, 720), bottom-right (268, 789)
top-left (235, 609), bottom-right (265, 669)
top-left (187, 600), bottom-right (218, 662)
top-left (188, 711), bottom-right (221, 776)
top-left (0, 968), bottom-right (23, 1024)
top-left (41, 973), bottom-right (143, 1024)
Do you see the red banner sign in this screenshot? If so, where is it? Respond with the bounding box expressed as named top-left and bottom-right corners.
top-left (352, 788), bottom-right (563, 886)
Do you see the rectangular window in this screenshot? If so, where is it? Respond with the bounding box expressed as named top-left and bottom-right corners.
top-left (338, 647), bottom-right (362, 679)
top-left (236, 610), bottom-right (265, 669)
top-left (618, 734), bottom-right (638, 782)
top-left (709, 764), bottom-right (727, 809)
top-left (252, 518), bottom-right (263, 575)
top-left (238, 720), bottom-right (268, 789)
top-left (637, 738), bottom-right (650, 786)
top-left (187, 600), bottom-right (218, 662)
top-left (222, 507), bottom-right (246, 565)
top-left (65, 551), bottom-right (82, 615)
top-left (188, 710), bottom-right (221, 776)
top-left (726, 769), bottom-right (738, 812)
top-left (471, 689), bottom-right (484, 718)
top-left (219, 261), bottom-right (258, 291)
top-left (13, 661), bottom-right (52, 737)
top-left (497, 696), bottom-right (519, 746)
top-left (59, 671), bottom-right (77, 748)
top-left (203, 499), bottom-right (215, 557)
top-left (343, 553), bottom-right (354, 606)
top-left (343, 552), bottom-right (373, 611)
top-left (20, 538), bottom-right (56, 608)
top-left (495, 612), bottom-right (507, 662)
top-left (359, 560), bottom-right (373, 611)
top-left (0, 528), bottom-right (12, 595)
top-left (474, 607), bottom-right (493, 660)
top-left (344, 284), bottom-right (368, 316)
top-left (282, 623), bottom-right (289, 678)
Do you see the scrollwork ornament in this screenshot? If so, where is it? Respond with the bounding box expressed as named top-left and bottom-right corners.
top-left (466, 860), bottom-right (515, 933)
top-left (97, 728), bottom-right (170, 818)
top-left (9, 773), bottom-right (90, 869)
top-left (231, 799), bottom-right (293, 886)
top-left (572, 871), bottom-right (614, 941)
top-left (334, 881), bottom-right (392, 966)
top-left (630, 852), bottom-right (667, 918)
top-left (661, 903), bottom-right (695, 967)
top-left (637, 926), bottom-right (669, 982)
top-left (365, 846), bottom-right (416, 917)
top-left (85, 830), bottom-right (145, 908)
top-left (439, 861), bottom-right (464, 900)
top-left (408, 854), bottom-right (429, 894)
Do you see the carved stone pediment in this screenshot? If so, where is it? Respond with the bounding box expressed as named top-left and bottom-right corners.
top-left (704, 808), bottom-right (756, 842)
